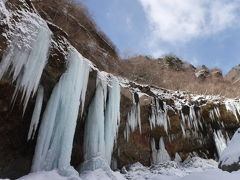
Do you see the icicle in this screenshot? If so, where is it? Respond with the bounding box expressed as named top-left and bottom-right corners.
top-left (0, 22), bottom-right (52, 113)
top-left (149, 98), bottom-right (170, 133)
top-left (214, 107), bottom-right (221, 119)
top-left (213, 130), bottom-right (228, 157)
top-left (31, 48), bottom-right (90, 173)
top-left (178, 110), bottom-right (186, 137)
top-left (28, 86), bottom-right (44, 140)
top-left (209, 110), bottom-right (215, 121)
top-left (179, 105), bottom-right (202, 136)
top-left (151, 137), bottom-right (170, 164)
top-left (225, 99), bottom-right (240, 121)
top-left (124, 92), bottom-right (141, 141)
top-left (188, 105), bottom-right (201, 131)
top-left (209, 107), bottom-right (221, 121)
top-left (80, 74), bottom-right (121, 175)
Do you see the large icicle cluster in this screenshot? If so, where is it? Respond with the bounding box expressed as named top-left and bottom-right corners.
top-left (124, 92), bottom-right (141, 141)
top-left (213, 130), bottom-right (229, 157)
top-left (81, 73), bottom-right (121, 174)
top-left (0, 4), bottom-right (52, 112)
top-left (177, 105), bottom-right (202, 137)
top-left (149, 98), bottom-right (170, 133)
top-left (31, 48), bottom-right (90, 174)
top-left (151, 137), bottom-right (171, 164)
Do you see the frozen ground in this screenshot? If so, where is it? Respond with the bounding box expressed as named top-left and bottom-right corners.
top-left (0, 157), bottom-right (239, 180)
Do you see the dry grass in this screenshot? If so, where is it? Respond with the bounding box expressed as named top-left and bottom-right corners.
top-left (31, 1), bottom-right (240, 98)
top-left (120, 56), bottom-right (240, 98)
top-left (32, 0), bottom-right (120, 73)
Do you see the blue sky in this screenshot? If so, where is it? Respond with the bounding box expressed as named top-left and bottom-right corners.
top-left (80, 0), bottom-right (240, 74)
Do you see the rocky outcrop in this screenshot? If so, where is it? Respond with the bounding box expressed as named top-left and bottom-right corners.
top-left (0, 0), bottom-right (240, 179)
top-left (195, 66), bottom-right (223, 80)
top-left (195, 65), bottom-right (210, 79)
top-left (225, 65), bottom-right (240, 84)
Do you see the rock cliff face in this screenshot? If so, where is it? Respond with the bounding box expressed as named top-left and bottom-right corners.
top-left (0, 0), bottom-right (240, 179)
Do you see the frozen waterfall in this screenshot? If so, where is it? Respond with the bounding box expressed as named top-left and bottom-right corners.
top-left (31, 48), bottom-right (90, 173)
top-left (80, 73), bottom-right (121, 174)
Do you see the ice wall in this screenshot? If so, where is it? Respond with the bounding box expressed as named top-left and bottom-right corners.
top-left (31, 48), bottom-right (90, 174)
top-left (81, 73), bottom-right (121, 173)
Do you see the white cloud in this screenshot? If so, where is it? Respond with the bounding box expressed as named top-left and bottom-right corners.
top-left (138, 0), bottom-right (240, 44)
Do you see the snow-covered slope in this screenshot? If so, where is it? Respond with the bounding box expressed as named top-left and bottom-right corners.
top-left (6, 157), bottom-right (240, 180)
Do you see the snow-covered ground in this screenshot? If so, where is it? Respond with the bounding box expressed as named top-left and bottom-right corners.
top-left (0, 157), bottom-right (238, 180)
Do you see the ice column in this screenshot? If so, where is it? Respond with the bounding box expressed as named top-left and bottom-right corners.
top-left (31, 48), bottom-right (90, 173)
top-left (209, 107), bottom-right (221, 121)
top-left (104, 77), bottom-right (121, 164)
top-left (81, 74), bottom-right (121, 172)
top-left (0, 22), bottom-right (52, 112)
top-left (151, 137), bottom-right (170, 164)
